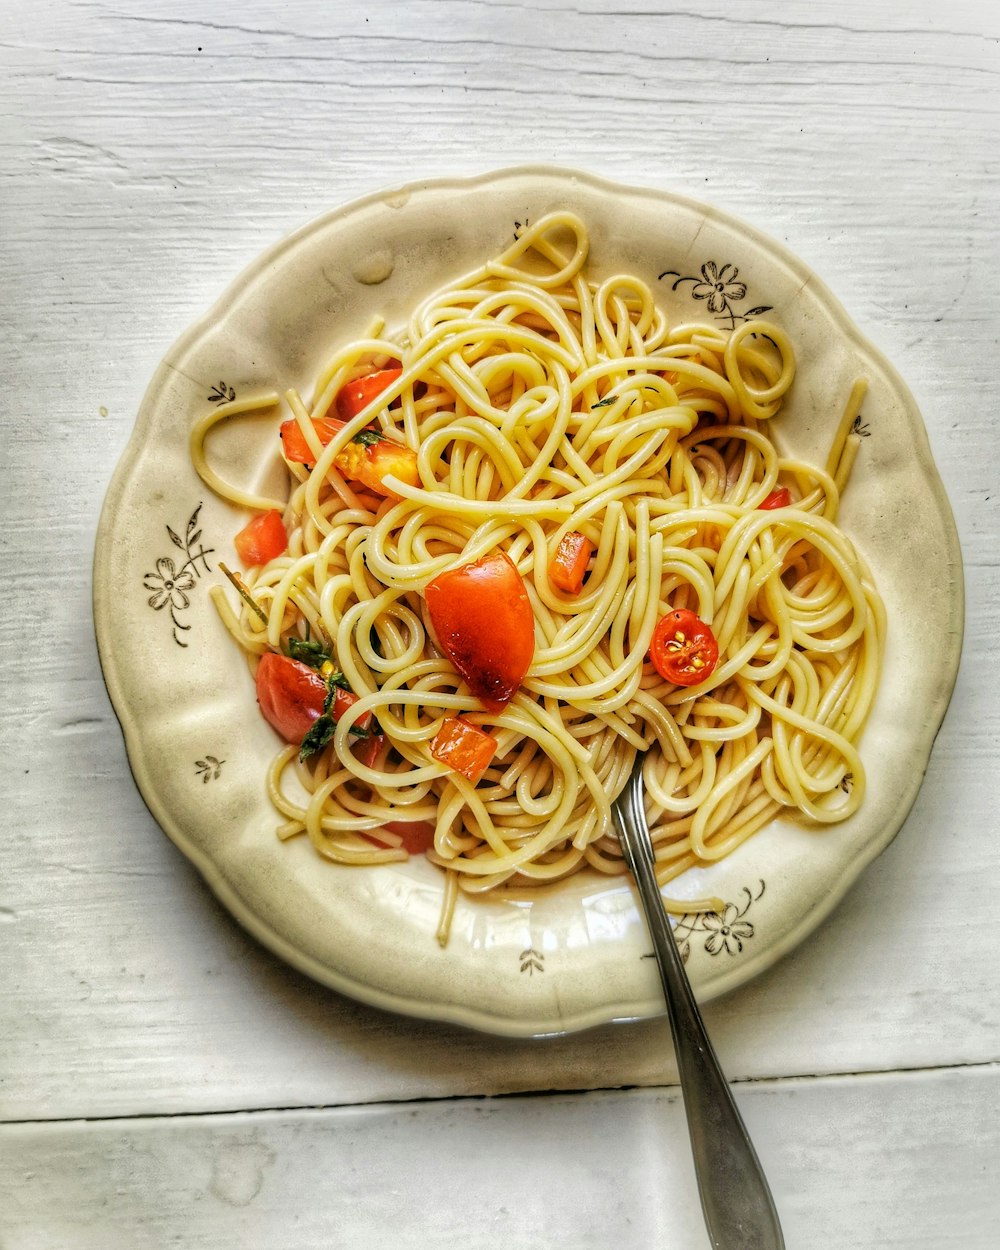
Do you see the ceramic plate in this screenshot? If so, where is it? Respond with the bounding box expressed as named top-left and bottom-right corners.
top-left (94, 167), bottom-right (963, 1036)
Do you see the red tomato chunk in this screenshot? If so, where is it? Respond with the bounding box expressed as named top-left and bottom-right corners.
top-left (255, 653), bottom-right (326, 743)
top-left (425, 550), bottom-right (535, 713)
top-left (234, 509), bottom-right (288, 567)
top-left (430, 717), bottom-right (497, 783)
top-left (758, 487), bottom-right (791, 510)
top-left (548, 530), bottom-right (594, 594)
top-left (335, 367), bottom-right (403, 421)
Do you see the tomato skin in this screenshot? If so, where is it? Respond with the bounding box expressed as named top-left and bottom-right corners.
top-left (353, 731), bottom-right (386, 768)
top-left (649, 609), bottom-right (720, 687)
top-left (234, 510), bottom-right (288, 566)
top-left (425, 550), bottom-right (535, 713)
top-left (331, 686), bottom-right (372, 733)
top-left (382, 819), bottom-right (437, 855)
top-left (335, 367), bottom-right (403, 420)
top-left (255, 653), bottom-right (327, 743)
top-left (279, 415), bottom-right (418, 497)
top-left (758, 487), bottom-right (791, 510)
top-left (549, 531), bottom-right (594, 594)
top-left (335, 436), bottom-right (420, 496)
top-left (280, 415), bottom-right (345, 465)
top-left (430, 717), bottom-right (497, 782)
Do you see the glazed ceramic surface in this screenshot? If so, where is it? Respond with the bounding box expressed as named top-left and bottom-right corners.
top-left (93, 167), bottom-right (963, 1036)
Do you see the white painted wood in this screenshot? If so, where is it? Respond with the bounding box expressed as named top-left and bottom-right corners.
top-left (3, 1066), bottom-right (997, 1249)
top-left (2, 0), bottom-right (999, 1241)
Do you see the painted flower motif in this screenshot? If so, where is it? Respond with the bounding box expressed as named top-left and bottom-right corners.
top-left (702, 904), bottom-right (754, 956)
top-left (691, 262), bottom-right (747, 314)
top-left (144, 557), bottom-right (196, 612)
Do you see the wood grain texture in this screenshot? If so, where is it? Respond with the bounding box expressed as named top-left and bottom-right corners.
top-left (2, 0), bottom-right (999, 1241)
top-left (2, 1066), bottom-right (997, 1250)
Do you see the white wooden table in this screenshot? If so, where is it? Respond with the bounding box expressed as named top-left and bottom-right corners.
top-left (3, 2), bottom-right (998, 1245)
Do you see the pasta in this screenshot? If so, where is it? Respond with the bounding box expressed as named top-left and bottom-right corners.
top-left (194, 211), bottom-right (885, 945)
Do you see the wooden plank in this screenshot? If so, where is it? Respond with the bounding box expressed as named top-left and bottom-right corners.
top-left (2, 1065), bottom-right (996, 1249)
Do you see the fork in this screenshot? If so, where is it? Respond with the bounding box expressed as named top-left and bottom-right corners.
top-left (613, 755), bottom-right (785, 1250)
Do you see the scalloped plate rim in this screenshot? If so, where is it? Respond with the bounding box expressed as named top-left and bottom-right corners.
top-left (93, 165), bottom-right (964, 1037)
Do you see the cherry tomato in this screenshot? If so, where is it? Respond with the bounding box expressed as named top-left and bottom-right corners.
top-left (335, 367), bottom-right (403, 421)
top-left (548, 531), bottom-right (594, 595)
top-left (425, 551), bottom-right (535, 713)
top-left (430, 717), bottom-right (498, 782)
top-left (234, 509), bottom-right (288, 567)
top-left (331, 686), bottom-right (372, 733)
top-left (335, 435), bottom-right (420, 497)
top-left (649, 609), bottom-right (720, 687)
top-left (255, 653), bottom-right (326, 743)
top-left (353, 731), bottom-right (385, 768)
top-left (279, 415), bottom-right (345, 465)
top-left (279, 415), bottom-right (419, 497)
top-left (758, 487), bottom-right (791, 510)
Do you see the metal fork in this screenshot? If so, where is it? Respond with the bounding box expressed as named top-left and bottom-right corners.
top-left (613, 755), bottom-right (785, 1250)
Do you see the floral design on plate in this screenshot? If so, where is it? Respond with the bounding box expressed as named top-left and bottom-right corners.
top-left (142, 503), bottom-right (215, 646)
top-left (674, 880), bottom-right (766, 961)
top-left (659, 261), bottom-right (773, 330)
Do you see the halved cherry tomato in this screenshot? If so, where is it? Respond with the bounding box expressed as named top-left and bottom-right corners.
top-left (758, 487), bottom-right (791, 510)
top-left (255, 653), bottom-right (326, 743)
top-left (279, 415), bottom-right (419, 498)
top-left (335, 436), bottom-right (420, 497)
top-left (425, 550), bottom-right (535, 713)
top-left (430, 717), bottom-right (497, 782)
top-left (649, 609), bottom-right (720, 687)
top-left (549, 531), bottom-right (594, 595)
top-left (335, 367), bottom-right (403, 421)
top-left (234, 509), bottom-right (288, 567)
top-left (366, 819), bottom-right (437, 856)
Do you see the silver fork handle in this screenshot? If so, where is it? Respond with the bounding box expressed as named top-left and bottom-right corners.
top-left (616, 764), bottom-right (785, 1250)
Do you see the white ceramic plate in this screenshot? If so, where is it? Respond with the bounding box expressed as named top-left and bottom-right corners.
top-left (94, 167), bottom-right (963, 1036)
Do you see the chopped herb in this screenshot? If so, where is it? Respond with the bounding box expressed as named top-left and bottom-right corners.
top-left (219, 562), bottom-right (268, 626)
top-left (299, 673), bottom-right (367, 762)
top-left (286, 636), bottom-right (331, 669)
top-left (352, 428), bottom-right (382, 446)
top-left (299, 715), bottom-right (336, 760)
top-left (591, 396), bottom-right (616, 409)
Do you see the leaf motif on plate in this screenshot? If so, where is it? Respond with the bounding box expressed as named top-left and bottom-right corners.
top-left (208, 381), bottom-right (236, 404)
top-left (519, 947), bottom-right (545, 975)
top-left (195, 755), bottom-right (225, 783)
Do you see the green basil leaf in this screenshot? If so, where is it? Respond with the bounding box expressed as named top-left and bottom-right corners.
top-left (352, 428), bottom-right (382, 446)
top-left (299, 714), bottom-right (336, 761)
top-left (286, 636), bottom-right (330, 669)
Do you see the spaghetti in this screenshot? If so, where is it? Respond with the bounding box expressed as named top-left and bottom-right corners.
top-left (193, 211), bottom-right (885, 945)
